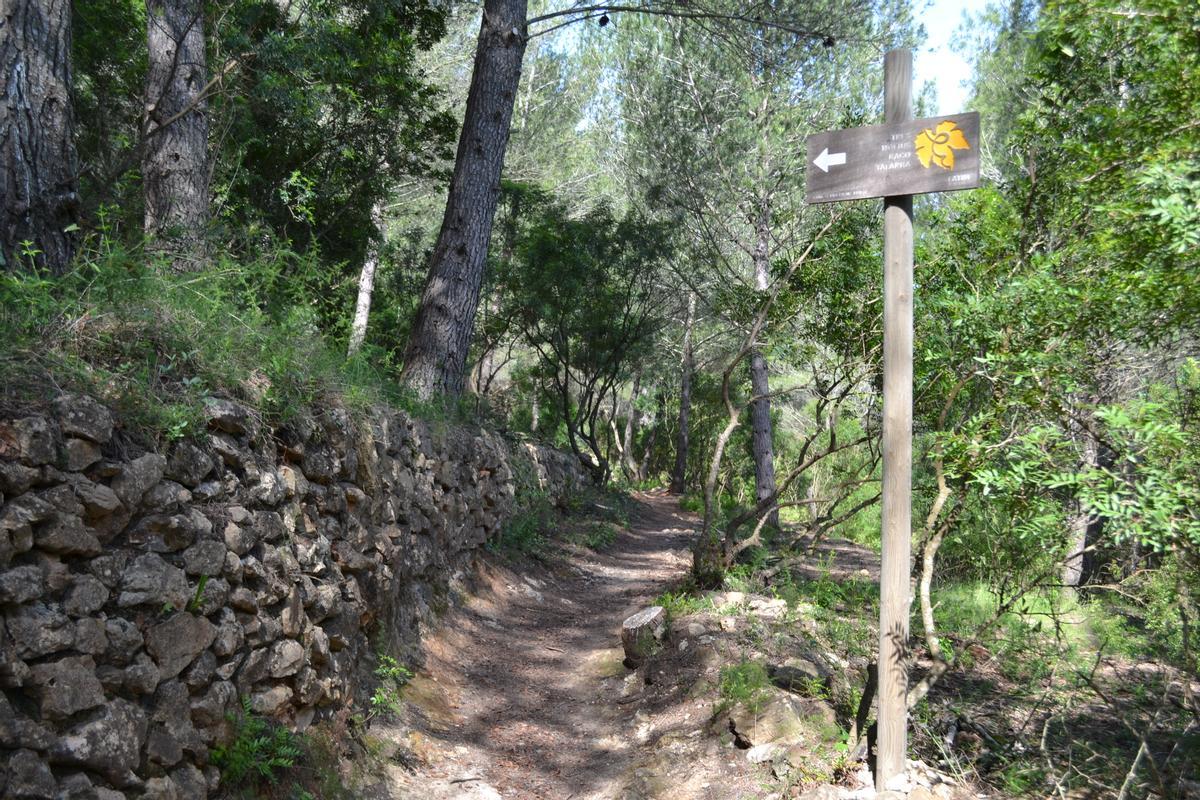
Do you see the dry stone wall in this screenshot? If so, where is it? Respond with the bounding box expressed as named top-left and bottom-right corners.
top-left (0, 395), bottom-right (589, 799)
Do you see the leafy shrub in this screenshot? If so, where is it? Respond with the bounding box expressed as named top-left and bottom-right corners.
top-left (655, 585), bottom-right (711, 619)
top-left (490, 495), bottom-right (552, 558)
top-left (0, 231), bottom-right (420, 443)
top-left (369, 654), bottom-right (413, 719)
top-left (718, 661), bottom-right (773, 714)
top-left (211, 698), bottom-right (304, 789)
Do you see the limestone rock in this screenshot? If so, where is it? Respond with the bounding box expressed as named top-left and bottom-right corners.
top-left (797, 786), bottom-right (841, 800)
top-left (268, 639), bottom-right (304, 678)
top-left (0, 416), bottom-right (57, 466)
top-left (212, 617), bottom-right (243, 658)
top-left (728, 691), bottom-right (839, 750)
top-left (54, 773), bottom-right (97, 800)
top-left (89, 552), bottom-right (129, 588)
top-left (8, 603), bottom-right (75, 659)
top-left (31, 656), bottom-right (106, 721)
top-left (128, 510), bottom-right (208, 553)
top-left (64, 574), bottom-right (109, 616)
top-left (140, 480), bottom-right (192, 514)
top-left (141, 777), bottom-right (180, 800)
top-left (111, 453), bottom-right (166, 508)
top-left (0, 460), bottom-right (39, 494)
top-left (103, 618), bottom-right (144, 666)
top-left (146, 613), bottom-right (216, 679)
top-left (51, 699), bottom-right (148, 784)
top-left (74, 618), bottom-right (109, 655)
top-left (769, 656), bottom-right (832, 696)
top-left (280, 586), bottom-right (304, 637)
top-left (191, 680), bottom-right (236, 727)
top-left (171, 762), bottom-right (207, 800)
top-left (2, 495), bottom-right (57, 546)
top-left (7, 748), bottom-right (57, 798)
top-left (64, 437), bottom-right (102, 471)
top-left (222, 513), bottom-right (256, 556)
top-left (166, 441), bottom-right (214, 488)
top-left (124, 653), bottom-right (161, 696)
top-left (190, 577), bottom-right (229, 616)
top-left (249, 684), bottom-right (292, 715)
top-left (146, 724), bottom-right (184, 767)
top-left (0, 564), bottom-right (43, 604)
top-left (71, 478), bottom-right (122, 518)
top-left (204, 398), bottom-right (254, 437)
top-left (118, 553), bottom-right (189, 609)
top-left (182, 539), bottom-right (226, 576)
top-left (53, 395), bottom-right (114, 443)
top-left (183, 650), bottom-right (217, 689)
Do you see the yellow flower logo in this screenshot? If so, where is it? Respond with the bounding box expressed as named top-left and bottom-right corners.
top-left (914, 120), bottom-right (970, 170)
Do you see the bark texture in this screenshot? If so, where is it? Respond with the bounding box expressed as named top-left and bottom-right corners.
top-left (0, 0), bottom-right (79, 274)
top-left (400, 0), bottom-right (528, 400)
top-left (749, 203), bottom-right (779, 528)
top-left (1063, 431), bottom-right (1105, 587)
top-left (348, 203), bottom-right (386, 357)
top-left (621, 369), bottom-right (642, 479)
top-left (143, 0), bottom-right (209, 266)
top-left (748, 348), bottom-right (779, 527)
top-left (670, 292), bottom-right (695, 494)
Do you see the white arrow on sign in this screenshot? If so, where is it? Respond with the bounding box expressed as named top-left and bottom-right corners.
top-left (812, 147), bottom-right (847, 173)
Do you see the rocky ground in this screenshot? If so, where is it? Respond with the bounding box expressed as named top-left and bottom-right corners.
top-left (356, 491), bottom-right (977, 800)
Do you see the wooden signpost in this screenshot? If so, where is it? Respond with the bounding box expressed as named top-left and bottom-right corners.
top-left (804, 49), bottom-right (981, 791)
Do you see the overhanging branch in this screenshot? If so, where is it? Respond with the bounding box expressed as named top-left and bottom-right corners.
top-left (527, 2), bottom-right (844, 40)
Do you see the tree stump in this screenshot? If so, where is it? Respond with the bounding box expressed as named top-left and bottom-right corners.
top-left (621, 606), bottom-right (667, 667)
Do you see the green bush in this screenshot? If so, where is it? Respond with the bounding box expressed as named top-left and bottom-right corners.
top-left (0, 231), bottom-right (418, 443)
top-left (369, 653), bottom-right (414, 719)
top-left (718, 661), bottom-right (773, 714)
top-left (211, 698), bottom-right (304, 789)
top-left (490, 493), bottom-right (553, 558)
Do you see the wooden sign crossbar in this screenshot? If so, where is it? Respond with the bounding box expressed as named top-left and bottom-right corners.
top-left (806, 112), bottom-right (981, 204)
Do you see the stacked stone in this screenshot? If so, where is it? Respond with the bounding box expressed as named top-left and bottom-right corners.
top-left (0, 394), bottom-right (589, 799)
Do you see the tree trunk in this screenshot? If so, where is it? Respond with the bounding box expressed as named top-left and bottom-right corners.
top-left (1063, 427), bottom-right (1099, 587)
top-left (621, 369), bottom-right (642, 480)
top-left (638, 389), bottom-right (665, 482)
top-left (670, 292), bottom-right (695, 494)
top-left (0, 0), bottom-right (79, 274)
top-left (748, 349), bottom-right (779, 528)
top-left (620, 605), bottom-right (666, 667)
top-left (143, 0), bottom-right (209, 267)
top-left (348, 202), bottom-right (386, 357)
top-left (749, 201), bottom-right (779, 528)
top-left (400, 0), bottom-right (527, 400)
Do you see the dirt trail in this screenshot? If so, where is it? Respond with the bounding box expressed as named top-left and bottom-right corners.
top-left (382, 489), bottom-right (702, 800)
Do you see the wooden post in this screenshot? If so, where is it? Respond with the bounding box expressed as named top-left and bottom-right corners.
top-left (877, 47), bottom-right (914, 791)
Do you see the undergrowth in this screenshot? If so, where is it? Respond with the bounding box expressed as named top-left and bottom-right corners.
top-left (211, 698), bottom-right (305, 791)
top-left (717, 660), bottom-right (773, 714)
top-left (0, 231), bottom-right (476, 444)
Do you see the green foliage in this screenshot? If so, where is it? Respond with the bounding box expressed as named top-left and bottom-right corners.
top-left (1068, 394), bottom-right (1200, 555)
top-left (655, 586), bottom-right (712, 619)
top-left (187, 576), bottom-right (210, 614)
top-left (489, 187), bottom-right (674, 478)
top-left (369, 654), bottom-right (413, 719)
top-left (0, 232), bottom-right (407, 442)
top-left (489, 493), bottom-right (553, 559)
top-left (211, 698), bottom-right (304, 789)
top-left (567, 520), bottom-right (618, 551)
top-left (717, 661), bottom-right (773, 714)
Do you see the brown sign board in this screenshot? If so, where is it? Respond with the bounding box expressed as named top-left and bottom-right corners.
top-left (805, 112), bottom-right (981, 204)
